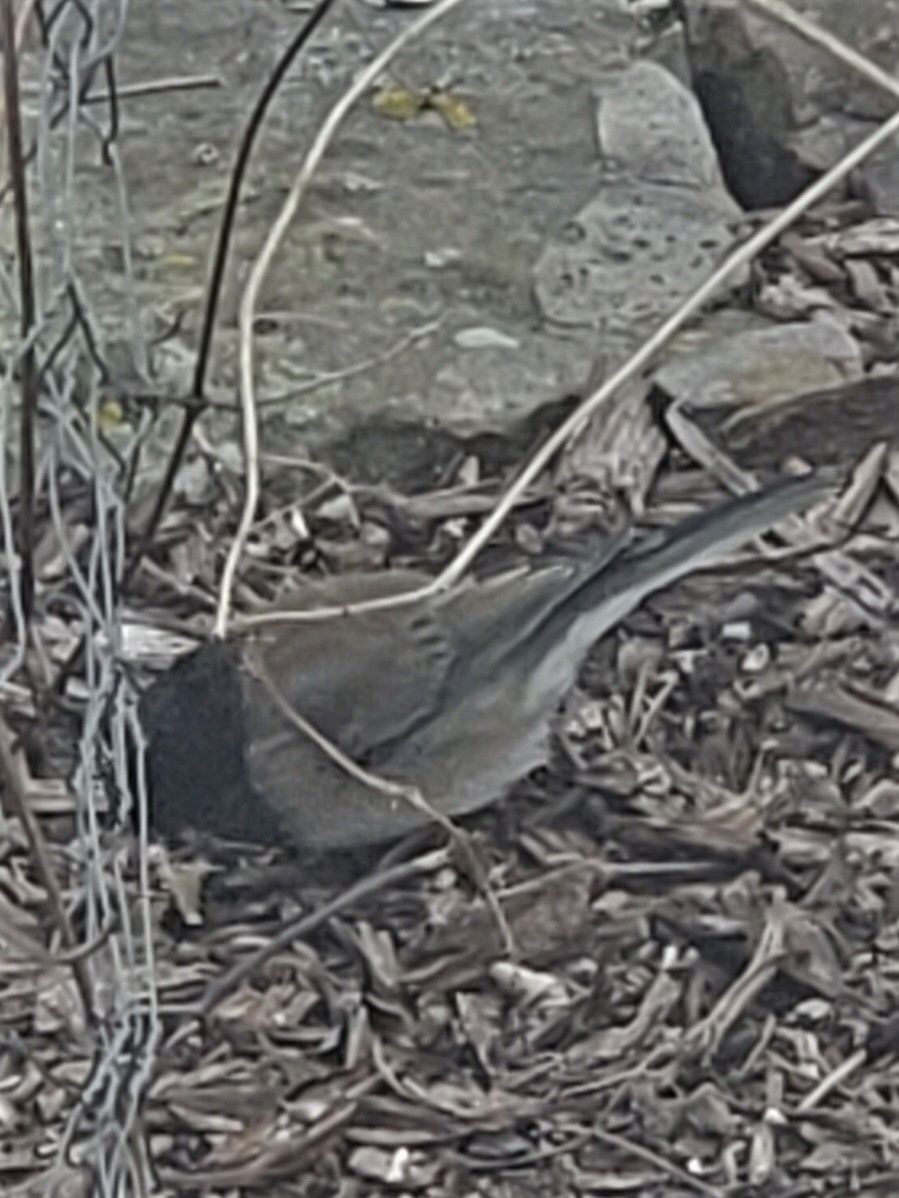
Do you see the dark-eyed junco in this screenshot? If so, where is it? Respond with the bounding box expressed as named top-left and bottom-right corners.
top-left (140, 473), bottom-right (825, 851)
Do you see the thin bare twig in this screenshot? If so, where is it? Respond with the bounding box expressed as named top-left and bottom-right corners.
top-left (431, 110), bottom-right (899, 593)
top-left (244, 649), bottom-right (427, 811)
top-left (166, 848), bottom-right (452, 1041)
top-left (214, 0), bottom-right (470, 638)
top-left (745, 0), bottom-right (899, 104)
top-left (590, 1125), bottom-right (724, 1198)
top-left (256, 316), bottom-right (442, 406)
top-left (22, 72), bottom-right (223, 105)
top-left (237, 100), bottom-right (899, 635)
top-left (244, 649), bottom-right (516, 956)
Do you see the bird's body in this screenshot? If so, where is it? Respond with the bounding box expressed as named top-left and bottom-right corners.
top-left (141, 475), bottom-right (823, 851)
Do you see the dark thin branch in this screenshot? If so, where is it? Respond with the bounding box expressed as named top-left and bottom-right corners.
top-left (125, 0), bottom-right (343, 581)
top-left (0, 719), bottom-right (95, 1021)
top-left (2, 0), bottom-right (39, 620)
top-left (97, 52), bottom-right (120, 165)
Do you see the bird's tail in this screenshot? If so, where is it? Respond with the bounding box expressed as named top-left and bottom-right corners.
top-left (520, 471), bottom-right (830, 699)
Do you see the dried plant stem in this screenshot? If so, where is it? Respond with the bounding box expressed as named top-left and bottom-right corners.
top-left (214, 0), bottom-right (470, 638)
top-left (168, 848), bottom-right (452, 1040)
top-left (245, 651), bottom-right (516, 955)
top-left (746, 0), bottom-right (899, 104)
top-left (239, 102), bottom-right (899, 636)
top-left (226, 2), bottom-right (899, 638)
top-left (432, 110), bottom-right (899, 592)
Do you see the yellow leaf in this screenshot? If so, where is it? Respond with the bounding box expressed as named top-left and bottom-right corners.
top-left (373, 87), bottom-right (426, 121)
top-left (430, 91), bottom-right (477, 130)
top-left (97, 399), bottom-right (123, 432)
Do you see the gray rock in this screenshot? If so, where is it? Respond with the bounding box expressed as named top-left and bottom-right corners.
top-left (534, 177), bottom-right (739, 332)
top-left (594, 58), bottom-right (730, 189)
top-left (534, 60), bottom-right (742, 333)
top-left (653, 313), bottom-right (863, 413)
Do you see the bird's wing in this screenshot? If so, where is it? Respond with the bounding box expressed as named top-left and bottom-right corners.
top-left (241, 569), bottom-right (457, 757)
top-left (440, 532), bottom-right (630, 663)
top-left (241, 554), bottom-right (629, 761)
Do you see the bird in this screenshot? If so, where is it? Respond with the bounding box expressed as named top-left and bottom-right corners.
top-left (140, 473), bottom-right (825, 852)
